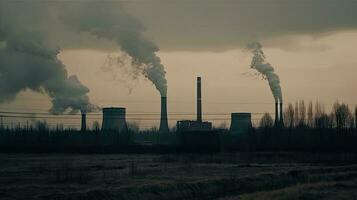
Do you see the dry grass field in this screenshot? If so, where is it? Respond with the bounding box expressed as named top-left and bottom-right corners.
top-left (1, 153), bottom-right (357, 200)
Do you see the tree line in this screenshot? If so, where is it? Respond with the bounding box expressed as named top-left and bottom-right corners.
top-left (259, 101), bottom-right (357, 129)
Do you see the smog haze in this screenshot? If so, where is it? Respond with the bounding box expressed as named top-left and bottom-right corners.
top-left (1, 0), bottom-right (357, 128)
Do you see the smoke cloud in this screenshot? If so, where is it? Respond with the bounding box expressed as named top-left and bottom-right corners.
top-left (247, 42), bottom-right (282, 103)
top-left (127, 0), bottom-right (357, 51)
top-left (2, 0), bottom-right (357, 52)
top-left (2, 0), bottom-right (355, 107)
top-left (0, 26), bottom-right (95, 114)
top-left (101, 53), bottom-right (142, 94)
top-left (0, 0), bottom-right (169, 114)
top-left (60, 2), bottom-right (168, 97)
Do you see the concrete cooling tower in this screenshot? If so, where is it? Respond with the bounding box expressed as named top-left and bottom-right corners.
top-left (230, 113), bottom-right (252, 135)
top-left (101, 107), bottom-right (128, 132)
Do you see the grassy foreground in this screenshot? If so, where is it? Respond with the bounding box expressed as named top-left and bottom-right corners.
top-left (1, 153), bottom-right (357, 200)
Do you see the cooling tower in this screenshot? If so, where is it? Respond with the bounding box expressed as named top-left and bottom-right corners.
top-left (279, 102), bottom-right (284, 127)
top-left (159, 97), bottom-right (169, 133)
top-left (230, 113), bottom-right (252, 135)
top-left (274, 102), bottom-right (279, 127)
top-left (81, 113), bottom-right (87, 131)
top-left (197, 77), bottom-right (202, 122)
top-left (101, 107), bottom-right (127, 132)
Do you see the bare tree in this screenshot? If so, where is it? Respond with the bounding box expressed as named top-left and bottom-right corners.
top-left (294, 101), bottom-right (299, 127)
top-left (315, 113), bottom-right (330, 129)
top-left (347, 112), bottom-right (354, 129)
top-left (329, 113), bottom-right (335, 128)
top-left (331, 101), bottom-right (340, 128)
top-left (314, 101), bottom-right (325, 128)
top-left (36, 120), bottom-right (49, 132)
top-left (284, 103), bottom-right (295, 128)
top-left (92, 121), bottom-right (100, 131)
top-left (299, 100), bottom-right (306, 126)
top-left (355, 106), bottom-right (357, 129)
top-left (333, 102), bottom-right (351, 129)
top-left (307, 101), bottom-right (314, 128)
top-left (259, 113), bottom-right (274, 128)
top-left (127, 121), bottom-right (140, 133)
top-left (315, 101), bottom-right (323, 117)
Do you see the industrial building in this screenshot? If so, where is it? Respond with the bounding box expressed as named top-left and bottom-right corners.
top-left (176, 77), bottom-right (212, 132)
top-left (76, 75), bottom-right (283, 141)
top-left (176, 77), bottom-right (218, 152)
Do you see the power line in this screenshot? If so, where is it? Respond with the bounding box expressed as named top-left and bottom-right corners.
top-left (0, 110), bottom-right (271, 116)
top-left (4, 96), bottom-right (347, 106)
top-left (0, 115), bottom-right (261, 121)
top-left (7, 97), bottom-right (278, 105)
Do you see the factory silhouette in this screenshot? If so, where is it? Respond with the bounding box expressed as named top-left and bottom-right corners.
top-left (95, 76), bottom-right (260, 135)
top-left (82, 76), bottom-right (259, 151)
top-left (1, 74), bottom-right (356, 154)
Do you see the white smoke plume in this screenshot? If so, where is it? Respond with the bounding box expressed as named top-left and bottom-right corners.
top-left (101, 52), bottom-right (142, 94)
top-left (60, 2), bottom-right (168, 97)
top-left (246, 42), bottom-right (283, 103)
top-left (0, 0), bottom-right (168, 118)
top-left (0, 27), bottom-right (95, 114)
top-left (0, 0), bottom-right (169, 114)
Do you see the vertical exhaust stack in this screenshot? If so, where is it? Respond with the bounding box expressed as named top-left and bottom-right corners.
top-left (197, 77), bottom-right (202, 122)
top-left (274, 102), bottom-right (279, 127)
top-left (279, 102), bottom-right (284, 127)
top-left (81, 112), bottom-right (87, 132)
top-left (159, 96), bottom-right (169, 133)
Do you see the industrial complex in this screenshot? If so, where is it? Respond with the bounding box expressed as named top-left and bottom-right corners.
top-left (77, 76), bottom-right (284, 148)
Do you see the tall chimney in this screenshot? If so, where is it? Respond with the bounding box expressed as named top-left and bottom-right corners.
top-left (81, 112), bottom-right (87, 132)
top-left (159, 96), bottom-right (169, 133)
top-left (197, 77), bottom-right (202, 122)
top-left (274, 102), bottom-right (279, 127)
top-left (279, 101), bottom-right (284, 127)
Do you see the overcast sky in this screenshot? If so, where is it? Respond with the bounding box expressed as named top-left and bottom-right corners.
top-left (1, 0), bottom-right (357, 129)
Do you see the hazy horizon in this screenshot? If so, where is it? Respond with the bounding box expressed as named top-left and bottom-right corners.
top-left (1, 0), bottom-right (357, 129)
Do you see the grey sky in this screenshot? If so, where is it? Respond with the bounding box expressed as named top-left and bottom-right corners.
top-left (1, 0), bottom-right (357, 129)
top-left (1, 0), bottom-right (357, 51)
top-left (127, 0), bottom-right (357, 50)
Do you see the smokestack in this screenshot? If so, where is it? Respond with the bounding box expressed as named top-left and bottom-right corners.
top-left (101, 107), bottom-right (127, 132)
top-left (279, 102), bottom-right (284, 127)
top-left (197, 77), bottom-right (202, 122)
top-left (274, 102), bottom-right (279, 127)
top-left (159, 97), bottom-right (169, 133)
top-left (81, 112), bottom-right (87, 131)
